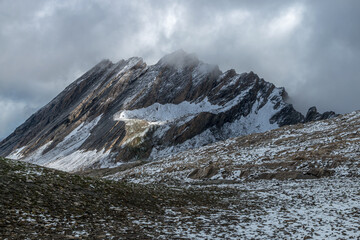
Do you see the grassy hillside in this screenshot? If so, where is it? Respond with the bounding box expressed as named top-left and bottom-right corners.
top-left (0, 157), bottom-right (221, 239)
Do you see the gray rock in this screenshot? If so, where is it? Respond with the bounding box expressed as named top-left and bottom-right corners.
top-left (305, 106), bottom-right (338, 122)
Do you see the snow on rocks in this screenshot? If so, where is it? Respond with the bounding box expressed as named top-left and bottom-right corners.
top-left (7, 115), bottom-right (107, 172)
top-left (109, 110), bottom-right (360, 184)
top-left (114, 86), bottom-right (283, 160)
top-left (154, 178), bottom-right (360, 239)
top-left (114, 97), bottom-right (221, 124)
top-left (6, 146), bottom-right (26, 160)
top-left (45, 148), bottom-right (112, 172)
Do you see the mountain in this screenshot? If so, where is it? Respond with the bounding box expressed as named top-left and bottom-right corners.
top-left (0, 50), bottom-right (336, 172)
top-left (2, 110), bottom-right (359, 239)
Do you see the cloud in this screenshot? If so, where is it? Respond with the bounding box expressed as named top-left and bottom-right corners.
top-left (0, 97), bottom-right (38, 139)
top-left (1, 0), bottom-right (360, 138)
top-left (266, 4), bottom-right (304, 38)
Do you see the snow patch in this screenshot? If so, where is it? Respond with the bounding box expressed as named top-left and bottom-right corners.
top-left (18, 115), bottom-right (104, 172)
top-left (7, 146), bottom-right (26, 160)
top-left (114, 97), bottom-right (221, 124)
top-left (114, 83), bottom-right (260, 125)
top-left (223, 97), bottom-right (280, 137)
top-left (45, 148), bottom-right (111, 172)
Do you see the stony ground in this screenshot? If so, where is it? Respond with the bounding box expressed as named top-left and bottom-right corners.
top-left (0, 157), bottom-right (221, 239)
top-left (1, 157), bottom-right (360, 239)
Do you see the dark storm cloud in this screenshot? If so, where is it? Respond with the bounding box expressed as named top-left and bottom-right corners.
top-left (1, 0), bottom-right (360, 138)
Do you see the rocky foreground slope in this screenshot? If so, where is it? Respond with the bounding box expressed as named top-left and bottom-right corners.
top-left (0, 50), bottom-right (336, 172)
top-left (0, 157), bottom-right (222, 239)
top-left (2, 157), bottom-right (360, 239)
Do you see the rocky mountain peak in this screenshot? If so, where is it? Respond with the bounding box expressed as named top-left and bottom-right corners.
top-left (0, 51), bottom-right (337, 172)
top-left (158, 49), bottom-right (199, 69)
top-left (305, 106), bottom-right (338, 122)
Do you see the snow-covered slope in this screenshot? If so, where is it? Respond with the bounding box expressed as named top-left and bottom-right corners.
top-left (0, 50), bottom-right (335, 172)
top-left (107, 110), bottom-right (360, 184)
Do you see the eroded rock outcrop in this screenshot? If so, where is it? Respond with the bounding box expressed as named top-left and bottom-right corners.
top-left (305, 106), bottom-right (338, 122)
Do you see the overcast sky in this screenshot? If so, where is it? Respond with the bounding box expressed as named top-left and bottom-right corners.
top-left (1, 0), bottom-right (360, 139)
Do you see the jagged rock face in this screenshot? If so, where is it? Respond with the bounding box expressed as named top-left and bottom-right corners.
top-left (0, 50), bottom-right (336, 172)
top-left (305, 106), bottom-right (338, 122)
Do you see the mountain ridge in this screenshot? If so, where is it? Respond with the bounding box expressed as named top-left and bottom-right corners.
top-left (0, 50), bottom-right (337, 172)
